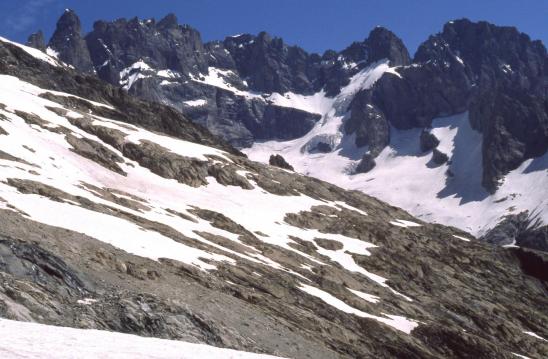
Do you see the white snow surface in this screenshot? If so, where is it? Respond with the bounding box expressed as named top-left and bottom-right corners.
top-left (299, 284), bottom-right (418, 334)
top-left (245, 74), bottom-right (548, 236)
top-left (523, 331), bottom-right (547, 341)
top-left (348, 288), bottom-right (381, 303)
top-left (0, 319), bottom-right (284, 359)
top-left (119, 60), bottom-right (152, 90)
top-left (183, 99), bottom-right (208, 107)
top-left (190, 67), bottom-right (260, 99)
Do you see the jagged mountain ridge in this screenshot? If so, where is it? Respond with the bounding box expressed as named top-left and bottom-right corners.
top-left (1, 36), bottom-right (547, 358)
top-left (28, 10), bottom-right (548, 237)
top-left (32, 10), bottom-right (417, 148)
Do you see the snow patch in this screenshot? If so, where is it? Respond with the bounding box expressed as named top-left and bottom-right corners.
top-left (523, 331), bottom-right (547, 341)
top-left (299, 284), bottom-right (418, 334)
top-left (183, 99), bottom-right (207, 107)
top-left (390, 219), bottom-right (422, 228)
top-left (0, 37), bottom-right (61, 68)
top-left (348, 288), bottom-right (380, 303)
top-left (0, 319), bottom-right (283, 359)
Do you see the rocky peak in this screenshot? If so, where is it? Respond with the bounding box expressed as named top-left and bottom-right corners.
top-left (26, 30), bottom-right (46, 51)
top-left (157, 13), bottom-right (179, 30)
top-left (367, 26), bottom-right (411, 66)
top-left (339, 27), bottom-right (410, 68)
top-left (56, 9), bottom-right (82, 36)
top-left (84, 13), bottom-right (207, 81)
top-left (48, 9), bottom-right (94, 73)
top-left (224, 31), bottom-right (316, 94)
top-left (416, 18), bottom-right (547, 92)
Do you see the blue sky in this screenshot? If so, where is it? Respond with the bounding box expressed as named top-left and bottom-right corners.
top-left (1, 0), bottom-right (547, 56)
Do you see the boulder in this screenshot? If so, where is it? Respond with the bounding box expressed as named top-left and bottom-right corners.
top-left (432, 149), bottom-right (449, 165)
top-left (269, 154), bottom-right (294, 171)
top-left (354, 153), bottom-right (376, 174)
top-left (420, 131), bottom-right (440, 152)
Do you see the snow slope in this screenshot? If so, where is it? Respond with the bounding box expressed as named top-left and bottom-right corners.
top-left (0, 319), bottom-right (284, 359)
top-left (0, 36), bottom-right (64, 68)
top-left (244, 63), bottom-right (548, 236)
top-left (0, 74), bottom-right (420, 333)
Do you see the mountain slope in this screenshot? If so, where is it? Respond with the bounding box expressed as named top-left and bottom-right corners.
top-left (0, 37), bottom-right (547, 358)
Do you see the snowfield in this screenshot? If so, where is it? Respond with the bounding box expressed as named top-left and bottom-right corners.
top-left (0, 319), bottom-right (284, 359)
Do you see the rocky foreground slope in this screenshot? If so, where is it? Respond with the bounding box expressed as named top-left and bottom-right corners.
top-left (30, 11), bottom-right (548, 237)
top-left (0, 37), bottom-right (547, 358)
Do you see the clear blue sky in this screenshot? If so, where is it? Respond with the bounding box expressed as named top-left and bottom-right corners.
top-left (1, 0), bottom-right (547, 56)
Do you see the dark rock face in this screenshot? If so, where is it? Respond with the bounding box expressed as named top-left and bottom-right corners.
top-left (26, 31), bottom-right (45, 51)
top-left (48, 9), bottom-right (94, 73)
top-left (346, 92), bottom-right (390, 156)
top-left (421, 19), bottom-right (548, 192)
top-left (355, 153), bottom-right (376, 173)
top-left (315, 142), bottom-right (332, 153)
top-left (223, 32), bottom-right (315, 94)
top-left (420, 130), bottom-right (440, 152)
top-left (370, 58), bottom-right (471, 130)
top-left (249, 105), bottom-right (321, 141)
top-left (269, 154), bottom-right (294, 171)
top-left (473, 89), bottom-right (548, 191)
top-left (85, 13), bottom-right (208, 83)
top-left (432, 149), bottom-right (449, 165)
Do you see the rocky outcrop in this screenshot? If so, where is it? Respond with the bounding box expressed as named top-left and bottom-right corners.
top-left (224, 32), bottom-right (315, 95)
top-left (346, 92), bottom-right (390, 155)
top-left (269, 154), bottom-right (293, 171)
top-left (421, 19), bottom-right (548, 192)
top-left (354, 153), bottom-right (376, 173)
top-left (482, 211), bottom-right (548, 252)
top-left (85, 13), bottom-right (208, 83)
